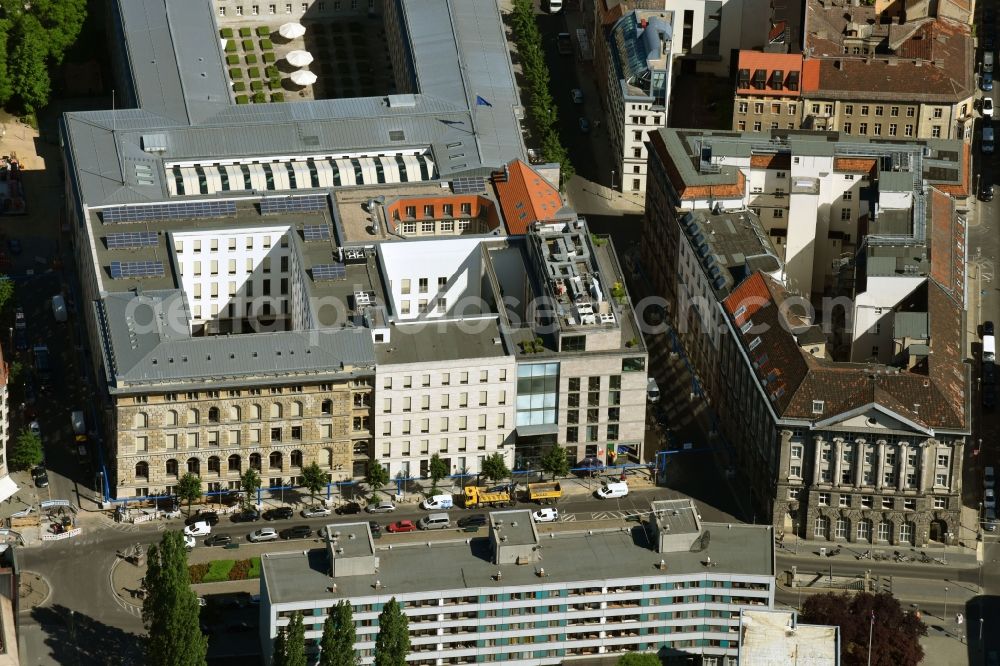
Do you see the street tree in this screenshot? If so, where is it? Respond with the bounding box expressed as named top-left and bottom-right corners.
top-left (240, 467), bottom-right (261, 511)
top-left (272, 625), bottom-right (287, 666)
top-left (31, 0), bottom-right (88, 64)
top-left (428, 453), bottom-right (449, 492)
top-left (0, 24), bottom-right (12, 106)
top-left (801, 591), bottom-right (926, 666)
top-left (374, 598), bottom-right (409, 666)
top-left (0, 278), bottom-right (13, 312)
top-left (10, 428), bottom-right (42, 471)
top-left (175, 473), bottom-right (202, 516)
top-left (539, 445), bottom-right (570, 481)
top-left (320, 600), bottom-right (357, 666)
top-left (301, 462), bottom-right (328, 506)
top-left (8, 15), bottom-right (51, 113)
top-left (365, 463), bottom-right (390, 499)
top-left (142, 531), bottom-right (208, 666)
top-left (617, 654), bottom-right (661, 666)
top-left (283, 612), bottom-right (306, 666)
top-left (480, 453), bottom-right (510, 484)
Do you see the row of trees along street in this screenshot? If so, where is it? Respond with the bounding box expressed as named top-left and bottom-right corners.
top-left (142, 531), bottom-right (411, 666)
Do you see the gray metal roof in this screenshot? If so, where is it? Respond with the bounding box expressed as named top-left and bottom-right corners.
top-left (63, 0), bottom-right (525, 208)
top-left (96, 291), bottom-right (375, 390)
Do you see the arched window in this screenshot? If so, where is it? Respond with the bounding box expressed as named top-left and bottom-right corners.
top-left (166, 459), bottom-right (178, 476)
top-left (269, 451), bottom-right (283, 470)
top-left (353, 441), bottom-right (369, 456)
top-left (249, 453), bottom-right (262, 470)
top-left (187, 409), bottom-right (199, 425)
top-left (135, 461), bottom-right (149, 479)
top-left (251, 404), bottom-right (262, 420)
top-left (208, 407), bottom-right (220, 423)
top-left (270, 403), bottom-right (283, 419)
top-left (229, 405), bottom-right (241, 421)
top-left (208, 456), bottom-right (221, 474)
top-left (321, 399), bottom-right (333, 415)
top-left (187, 457), bottom-right (200, 475)
top-left (290, 450), bottom-right (303, 467)
top-left (228, 454), bottom-right (241, 472)
top-left (133, 412), bottom-right (148, 429)
top-left (166, 410), bottom-right (178, 426)
top-left (291, 401), bottom-right (303, 417)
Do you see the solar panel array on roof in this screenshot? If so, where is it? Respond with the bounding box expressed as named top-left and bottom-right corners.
top-left (102, 201), bottom-right (237, 224)
top-left (312, 263), bottom-right (347, 281)
top-left (260, 195), bottom-right (328, 216)
top-left (106, 231), bottom-right (159, 249)
top-left (110, 261), bottom-right (165, 279)
top-left (452, 177), bottom-right (486, 194)
top-left (302, 224), bottom-right (331, 241)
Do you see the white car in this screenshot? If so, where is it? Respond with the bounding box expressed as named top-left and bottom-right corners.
top-left (985, 97), bottom-right (995, 118)
top-left (249, 528), bottom-right (279, 543)
top-left (532, 508), bottom-right (559, 523)
top-left (183, 521), bottom-right (212, 537)
top-left (183, 535), bottom-right (196, 550)
top-left (301, 505), bottom-right (332, 518)
top-left (986, 488), bottom-right (997, 510)
top-left (28, 421), bottom-right (41, 436)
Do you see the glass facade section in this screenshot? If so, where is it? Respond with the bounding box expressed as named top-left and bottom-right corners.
top-left (516, 363), bottom-right (559, 426)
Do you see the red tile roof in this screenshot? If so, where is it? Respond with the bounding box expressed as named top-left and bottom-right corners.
top-left (736, 51), bottom-right (804, 98)
top-left (929, 188), bottom-right (965, 302)
top-left (493, 160), bottom-right (564, 235)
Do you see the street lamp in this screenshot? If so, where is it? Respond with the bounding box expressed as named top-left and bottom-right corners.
top-left (611, 169), bottom-right (616, 192)
top-left (944, 586), bottom-right (949, 623)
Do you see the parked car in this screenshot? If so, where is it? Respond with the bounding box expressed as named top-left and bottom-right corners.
top-left (981, 179), bottom-right (995, 202)
top-left (574, 457), bottom-right (605, 477)
top-left (596, 482), bottom-right (629, 500)
top-left (204, 534), bottom-right (233, 547)
top-left (32, 466), bottom-right (48, 488)
top-left (248, 528), bottom-right (279, 543)
top-left (987, 488), bottom-right (997, 510)
top-left (987, 321), bottom-right (996, 336)
top-left (185, 511), bottom-right (219, 526)
top-left (420, 495), bottom-right (454, 510)
top-left (532, 508), bottom-right (559, 523)
top-left (184, 521), bottom-right (212, 537)
top-left (984, 383), bottom-right (997, 409)
top-left (386, 520), bottom-right (418, 533)
top-left (985, 97), bottom-right (995, 118)
top-left (13, 327), bottom-right (27, 352)
top-left (571, 88), bottom-right (584, 104)
top-left (578, 117), bottom-right (590, 134)
top-left (231, 509), bottom-right (260, 523)
top-left (984, 72), bottom-right (995, 92)
top-left (279, 525), bottom-right (313, 540)
top-left (369, 521), bottom-right (383, 538)
top-left (262, 507), bottom-right (294, 521)
top-left (366, 501), bottom-right (396, 514)
top-left (184, 535), bottom-right (196, 550)
top-left (301, 505), bottom-right (331, 518)
top-left (335, 502), bottom-right (362, 515)
top-left (457, 514), bottom-right (487, 529)
top-left (987, 466), bottom-right (996, 489)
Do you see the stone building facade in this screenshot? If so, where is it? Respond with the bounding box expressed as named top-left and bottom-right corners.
top-left (114, 378), bottom-right (373, 499)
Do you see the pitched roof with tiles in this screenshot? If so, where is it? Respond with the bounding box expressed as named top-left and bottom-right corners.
top-left (736, 51), bottom-right (804, 98)
top-left (492, 160), bottom-right (567, 235)
top-left (928, 187), bottom-right (965, 302)
top-left (724, 273), bottom-right (968, 432)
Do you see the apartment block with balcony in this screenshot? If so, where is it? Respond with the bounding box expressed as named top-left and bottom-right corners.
top-left (259, 500), bottom-right (776, 665)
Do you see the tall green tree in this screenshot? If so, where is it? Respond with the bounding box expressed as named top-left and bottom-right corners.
top-left (365, 463), bottom-right (390, 499)
top-left (539, 445), bottom-right (570, 481)
top-left (240, 467), bottom-right (261, 511)
top-left (31, 0), bottom-right (87, 64)
top-left (374, 598), bottom-right (409, 666)
top-left (320, 600), bottom-right (357, 666)
top-left (282, 612), bottom-right (306, 666)
top-left (301, 462), bottom-right (328, 506)
top-left (427, 454), bottom-right (448, 492)
top-left (272, 625), bottom-right (287, 666)
top-left (801, 591), bottom-right (926, 666)
top-left (0, 23), bottom-right (12, 111)
top-left (480, 453), bottom-right (510, 484)
top-left (142, 531), bottom-right (208, 666)
top-left (9, 428), bottom-right (42, 471)
top-left (8, 15), bottom-right (51, 113)
top-left (175, 473), bottom-right (202, 516)
top-left (0, 278), bottom-right (14, 312)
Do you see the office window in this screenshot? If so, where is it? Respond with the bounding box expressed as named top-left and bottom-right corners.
top-left (738, 102), bottom-right (748, 114)
top-left (932, 125), bottom-right (942, 138)
top-left (843, 122), bottom-right (852, 134)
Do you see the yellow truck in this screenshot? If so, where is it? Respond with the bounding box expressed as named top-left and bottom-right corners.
top-left (464, 485), bottom-right (515, 509)
top-left (527, 482), bottom-right (562, 504)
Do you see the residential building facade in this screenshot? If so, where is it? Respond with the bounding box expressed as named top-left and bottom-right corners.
top-left (260, 501), bottom-right (776, 665)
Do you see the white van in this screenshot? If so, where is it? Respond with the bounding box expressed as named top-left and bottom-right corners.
top-left (547, 0), bottom-right (563, 12)
top-left (596, 482), bottom-right (629, 499)
top-left (420, 495), bottom-right (454, 510)
top-left (51, 294), bottom-right (67, 322)
top-left (985, 334), bottom-right (996, 362)
top-left (71, 410), bottom-right (86, 435)
top-left (418, 513), bottom-right (451, 530)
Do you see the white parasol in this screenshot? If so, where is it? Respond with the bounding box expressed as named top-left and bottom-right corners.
top-left (278, 22), bottom-right (306, 39)
top-left (290, 70), bottom-right (318, 86)
top-left (285, 50), bottom-right (314, 67)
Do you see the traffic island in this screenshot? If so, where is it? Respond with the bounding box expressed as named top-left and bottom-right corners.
top-left (18, 571), bottom-right (50, 610)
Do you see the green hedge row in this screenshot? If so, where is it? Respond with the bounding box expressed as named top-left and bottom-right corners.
top-left (188, 557), bottom-right (261, 584)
